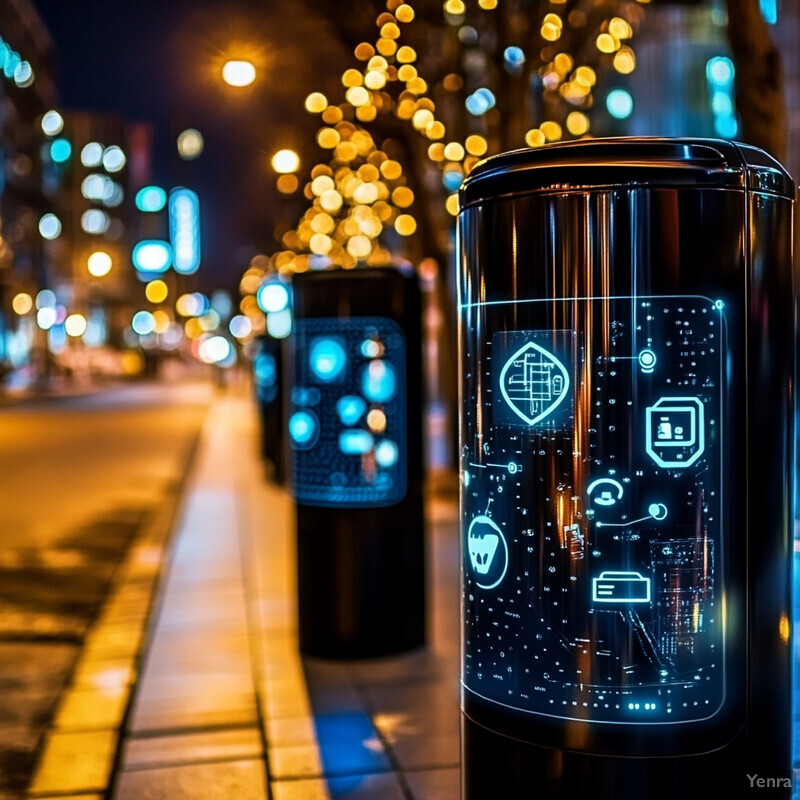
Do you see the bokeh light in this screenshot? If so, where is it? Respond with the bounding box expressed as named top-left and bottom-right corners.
top-left (222, 60), bottom-right (256, 87)
top-left (87, 251), bottom-right (113, 277)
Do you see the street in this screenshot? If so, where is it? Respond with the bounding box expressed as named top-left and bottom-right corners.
top-left (0, 379), bottom-right (212, 798)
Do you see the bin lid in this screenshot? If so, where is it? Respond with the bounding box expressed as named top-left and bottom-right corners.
top-left (459, 137), bottom-right (794, 207)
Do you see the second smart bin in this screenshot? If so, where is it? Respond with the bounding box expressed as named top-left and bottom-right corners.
top-left (289, 267), bottom-right (425, 658)
top-left (457, 139), bottom-right (795, 798)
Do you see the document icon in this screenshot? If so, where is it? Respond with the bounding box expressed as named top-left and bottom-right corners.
top-left (592, 571), bottom-right (651, 603)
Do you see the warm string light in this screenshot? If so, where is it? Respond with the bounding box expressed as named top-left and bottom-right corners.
top-left (251, 0), bottom-right (643, 295)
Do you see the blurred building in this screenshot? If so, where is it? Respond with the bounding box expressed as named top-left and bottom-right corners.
top-left (0, 0), bottom-right (56, 378)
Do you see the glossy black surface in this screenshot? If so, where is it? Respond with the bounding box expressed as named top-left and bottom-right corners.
top-left (291, 268), bottom-right (426, 658)
top-left (458, 139), bottom-right (794, 797)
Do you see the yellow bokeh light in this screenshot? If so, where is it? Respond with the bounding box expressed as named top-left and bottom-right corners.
top-left (541, 14), bottom-right (563, 41)
top-left (412, 109), bottom-right (434, 130)
top-left (407, 77), bottom-right (428, 94)
top-left (444, 142), bottom-right (465, 161)
top-left (465, 135), bottom-right (488, 156)
top-left (365, 70), bottom-right (386, 90)
top-left (554, 52), bottom-right (574, 75)
top-left (153, 310), bottom-right (171, 334)
top-left (317, 128), bottom-right (340, 149)
top-left (613, 46), bottom-right (636, 74)
top-left (65, 313), bottom-right (87, 337)
top-left (356, 105), bottom-right (377, 122)
top-left (353, 182), bottom-right (379, 204)
top-left (525, 128), bottom-right (546, 147)
top-left (311, 175), bottom-right (335, 196)
top-left (346, 86), bottom-right (370, 107)
top-left (355, 42), bottom-right (375, 60)
top-left (305, 92), bottom-right (327, 113)
top-left (596, 33), bottom-right (619, 53)
top-left (277, 174), bottom-right (299, 194)
top-left (145, 279), bottom-right (169, 304)
top-left (311, 213), bottom-right (335, 234)
top-left (540, 121), bottom-right (563, 141)
top-left (342, 68), bottom-right (363, 87)
top-left (310, 233), bottom-right (332, 255)
top-left (87, 250), bottom-right (113, 277)
top-left (444, 0), bottom-right (466, 14)
top-left (566, 111), bottom-right (590, 136)
top-left (381, 22), bottom-right (400, 39)
top-left (428, 143), bottom-right (445, 161)
top-left (322, 105), bottom-right (343, 124)
top-left (394, 214), bottom-right (417, 236)
top-left (271, 149), bottom-right (300, 174)
top-left (367, 408), bottom-right (387, 433)
top-left (396, 4), bottom-right (415, 23)
top-left (397, 46), bottom-right (416, 63)
top-left (12, 292), bottom-right (32, 315)
top-left (347, 235), bottom-right (372, 259)
top-left (320, 190), bottom-right (343, 213)
top-left (335, 141), bottom-right (358, 162)
top-left (574, 66), bottom-right (597, 86)
top-left (392, 186), bottom-right (415, 207)
top-left (478, 0), bottom-right (497, 7)
top-left (398, 65), bottom-right (417, 82)
top-left (377, 38), bottom-right (397, 56)
top-left (426, 120), bottom-right (445, 140)
top-left (379, 160), bottom-right (402, 180)
top-left (445, 193), bottom-right (460, 216)
top-left (609, 17), bottom-right (633, 39)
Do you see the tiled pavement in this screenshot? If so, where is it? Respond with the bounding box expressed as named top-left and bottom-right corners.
top-left (27, 383), bottom-right (461, 799)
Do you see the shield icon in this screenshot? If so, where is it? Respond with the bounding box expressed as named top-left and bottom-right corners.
top-left (498, 340), bottom-right (570, 425)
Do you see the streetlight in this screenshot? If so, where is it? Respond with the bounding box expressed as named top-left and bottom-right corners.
top-left (222, 60), bottom-right (256, 87)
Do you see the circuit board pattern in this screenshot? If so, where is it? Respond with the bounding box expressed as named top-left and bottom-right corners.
top-left (462, 296), bottom-right (725, 725)
top-left (290, 316), bottom-right (407, 507)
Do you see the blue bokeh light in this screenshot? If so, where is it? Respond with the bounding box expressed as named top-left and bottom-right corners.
top-left (361, 360), bottom-right (396, 402)
top-left (310, 337), bottom-right (347, 382)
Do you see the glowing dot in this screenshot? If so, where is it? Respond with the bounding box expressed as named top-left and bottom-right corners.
top-left (50, 138), bottom-right (71, 164)
top-left (375, 439), bottom-right (399, 467)
top-left (305, 92), bottom-right (327, 113)
top-left (445, 193), bottom-right (459, 216)
top-left (613, 46), bottom-right (636, 74)
top-left (566, 111), bottom-right (590, 136)
top-left (222, 60), bottom-right (256, 87)
top-left (396, 4), bottom-right (415, 22)
top-left (339, 429), bottom-right (374, 455)
top-left (41, 110), bottom-right (64, 136)
top-left (37, 307), bottom-right (56, 330)
top-left (132, 310), bottom-right (156, 335)
top-left (271, 149), bottom-right (300, 174)
top-left (102, 145), bottom-right (126, 172)
top-left (12, 293), bottom-right (33, 315)
top-left (596, 33), bottom-right (619, 53)
top-left (707, 56), bottom-right (734, 85)
top-left (36, 290), bottom-right (56, 309)
top-left (38, 213), bottom-right (61, 239)
top-left (395, 214), bottom-right (417, 236)
top-left (289, 410), bottom-right (318, 447)
top-left (199, 335), bottom-right (232, 364)
top-left (444, 142), bottom-right (465, 161)
top-left (277, 174), bottom-right (299, 194)
top-left (267, 308), bottom-right (292, 339)
top-left (465, 135), bottom-right (488, 157)
top-left (177, 128), bottom-right (204, 160)
top-left (87, 251), bottom-right (112, 277)
top-left (81, 142), bottom-right (103, 166)
top-left (310, 337), bottom-right (347, 381)
top-left (81, 209), bottom-right (110, 235)
top-left (65, 314), bottom-right (87, 337)
top-left (257, 282), bottom-right (290, 313)
top-left (609, 17), bottom-right (632, 39)
top-left (337, 395), bottom-right (367, 425)
top-left (607, 88), bottom-right (633, 119)
top-left (145, 280), bottom-right (169, 304)
top-left (367, 408), bottom-right (387, 433)
top-left (362, 360), bottom-right (396, 402)
top-left (347, 235), bottom-right (372, 259)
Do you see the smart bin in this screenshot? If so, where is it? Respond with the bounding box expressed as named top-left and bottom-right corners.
top-left (289, 267), bottom-right (425, 658)
top-left (457, 138), bottom-right (795, 798)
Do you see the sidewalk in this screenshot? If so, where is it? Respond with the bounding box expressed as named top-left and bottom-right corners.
top-left (27, 382), bottom-right (461, 800)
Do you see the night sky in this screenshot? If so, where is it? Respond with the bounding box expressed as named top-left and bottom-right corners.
top-left (31, 0), bottom-right (330, 294)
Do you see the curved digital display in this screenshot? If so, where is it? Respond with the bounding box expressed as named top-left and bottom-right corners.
top-left (462, 295), bottom-right (725, 725)
top-left (290, 316), bottom-right (407, 507)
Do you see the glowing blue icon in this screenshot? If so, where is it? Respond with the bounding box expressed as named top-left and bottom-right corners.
top-left (592, 571), bottom-right (651, 603)
top-left (714, 299), bottom-right (725, 310)
top-left (254, 353), bottom-right (277, 386)
top-left (339, 429), bottom-right (374, 455)
top-left (467, 515), bottom-right (508, 590)
top-left (310, 337), bottom-right (347, 382)
top-left (375, 439), bottom-right (399, 468)
top-left (498, 340), bottom-right (570, 426)
top-left (289, 410), bottom-right (319, 449)
top-left (587, 478), bottom-right (624, 507)
top-left (645, 397), bottom-right (705, 468)
top-left (638, 349), bottom-right (656, 374)
top-left (648, 502), bottom-right (668, 521)
top-left (336, 395), bottom-right (366, 425)
top-left (361, 360), bottom-right (396, 402)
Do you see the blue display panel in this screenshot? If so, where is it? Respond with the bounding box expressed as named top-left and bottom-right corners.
top-left (462, 296), bottom-right (725, 725)
top-left (290, 316), bottom-right (407, 507)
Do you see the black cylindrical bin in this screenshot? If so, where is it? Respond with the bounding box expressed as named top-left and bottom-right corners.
top-left (457, 138), bottom-right (795, 799)
top-left (290, 267), bottom-right (425, 658)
